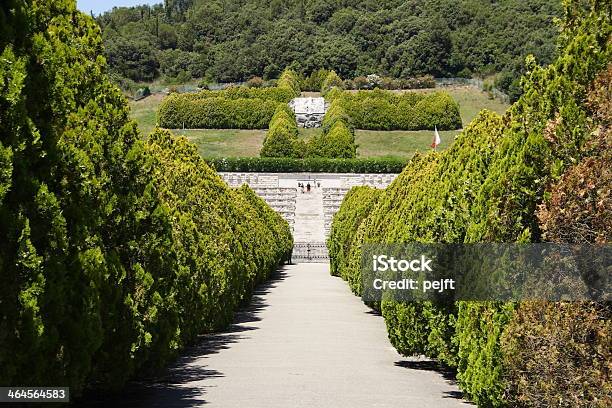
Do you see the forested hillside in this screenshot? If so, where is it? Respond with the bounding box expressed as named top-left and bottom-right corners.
top-left (98, 0), bottom-right (561, 98)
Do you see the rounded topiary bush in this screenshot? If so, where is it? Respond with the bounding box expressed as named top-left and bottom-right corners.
top-left (277, 68), bottom-right (301, 97)
top-left (260, 105), bottom-right (302, 158)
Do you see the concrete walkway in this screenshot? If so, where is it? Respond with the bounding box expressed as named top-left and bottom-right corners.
top-left (293, 189), bottom-right (326, 242)
top-left (84, 264), bottom-right (472, 407)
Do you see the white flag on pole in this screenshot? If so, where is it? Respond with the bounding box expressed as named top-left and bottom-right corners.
top-left (431, 126), bottom-right (441, 149)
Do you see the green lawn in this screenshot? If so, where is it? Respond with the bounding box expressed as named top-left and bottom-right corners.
top-left (355, 87), bottom-right (509, 158)
top-left (356, 129), bottom-right (457, 158)
top-left (129, 93), bottom-right (163, 135)
top-left (128, 85), bottom-right (510, 159)
top-left (178, 129), bottom-right (267, 157)
top-left (445, 86), bottom-right (509, 124)
top-left (299, 127), bottom-right (456, 158)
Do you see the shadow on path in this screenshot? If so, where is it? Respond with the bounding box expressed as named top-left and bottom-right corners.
top-left (76, 267), bottom-right (289, 407)
top-left (394, 360), bottom-right (473, 403)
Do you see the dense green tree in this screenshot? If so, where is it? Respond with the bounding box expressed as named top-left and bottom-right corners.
top-left (327, 1), bottom-right (611, 406)
top-left (0, 0), bottom-right (291, 395)
top-left (105, 36), bottom-right (158, 81)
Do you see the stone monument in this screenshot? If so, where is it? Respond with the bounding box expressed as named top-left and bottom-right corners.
top-left (289, 97), bottom-right (328, 128)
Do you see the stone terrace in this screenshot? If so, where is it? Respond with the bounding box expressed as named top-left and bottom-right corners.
top-left (220, 172), bottom-right (398, 242)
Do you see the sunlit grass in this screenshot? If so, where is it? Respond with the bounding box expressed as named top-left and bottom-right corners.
top-left (128, 85), bottom-right (510, 159)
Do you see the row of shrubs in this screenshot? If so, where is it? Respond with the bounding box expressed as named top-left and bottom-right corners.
top-left (318, 70), bottom-right (436, 93)
top-left (0, 3), bottom-right (293, 396)
top-left (207, 157), bottom-right (407, 173)
top-left (245, 70), bottom-right (435, 93)
top-left (328, 3), bottom-right (610, 407)
top-left (260, 104), bottom-right (303, 158)
top-left (157, 96), bottom-right (279, 129)
top-left (180, 86), bottom-right (297, 102)
top-left (308, 99), bottom-right (357, 158)
top-left (326, 87), bottom-right (463, 131)
top-left (345, 75), bottom-right (436, 91)
top-left (157, 68), bottom-right (301, 129)
top-left (328, 186), bottom-right (382, 295)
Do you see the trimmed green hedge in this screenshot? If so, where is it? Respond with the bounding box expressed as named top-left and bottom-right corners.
top-left (260, 104), bottom-right (304, 158)
top-left (182, 86), bottom-right (297, 102)
top-left (0, 3), bottom-right (292, 396)
top-left (145, 129), bottom-right (293, 329)
top-left (308, 100), bottom-right (357, 159)
top-left (328, 3), bottom-right (611, 406)
top-left (157, 95), bottom-right (280, 129)
top-left (500, 79), bottom-right (611, 407)
top-left (308, 121), bottom-right (356, 159)
top-left (331, 110), bottom-right (505, 369)
top-left (260, 71), bottom-right (358, 160)
top-left (321, 70), bottom-right (344, 96)
top-left (207, 157), bottom-right (406, 173)
top-left (328, 89), bottom-right (462, 131)
top-left (277, 68), bottom-right (301, 97)
top-left (157, 68), bottom-right (300, 129)
top-left (327, 186), bottom-right (381, 294)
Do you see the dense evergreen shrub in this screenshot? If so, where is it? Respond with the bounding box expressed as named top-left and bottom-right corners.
top-left (259, 93), bottom-right (357, 159)
top-left (329, 89), bottom-right (462, 131)
top-left (308, 121), bottom-right (356, 159)
top-left (328, 2), bottom-right (611, 406)
top-left (400, 76), bottom-right (436, 90)
top-left (234, 184), bottom-right (294, 266)
top-left (206, 157), bottom-right (407, 173)
top-left (276, 68), bottom-right (301, 97)
top-left (331, 111), bottom-right (505, 369)
top-left (157, 95), bottom-right (279, 128)
top-left (246, 76), bottom-right (265, 88)
top-left (137, 131), bottom-right (292, 375)
top-left (300, 69), bottom-right (330, 92)
top-left (185, 86), bottom-right (297, 102)
top-left (157, 68), bottom-right (300, 129)
top-left (500, 65), bottom-right (611, 408)
top-left (327, 186), bottom-right (381, 294)
top-left (454, 10), bottom-right (610, 404)
top-left (307, 99), bottom-right (357, 159)
top-left (305, 96), bottom-right (357, 159)
top-left (321, 99), bottom-right (352, 130)
top-left (344, 75), bottom-right (436, 91)
top-left (0, 2), bottom-right (291, 396)
top-left (321, 70), bottom-right (344, 96)
top-left (260, 105), bottom-right (303, 158)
